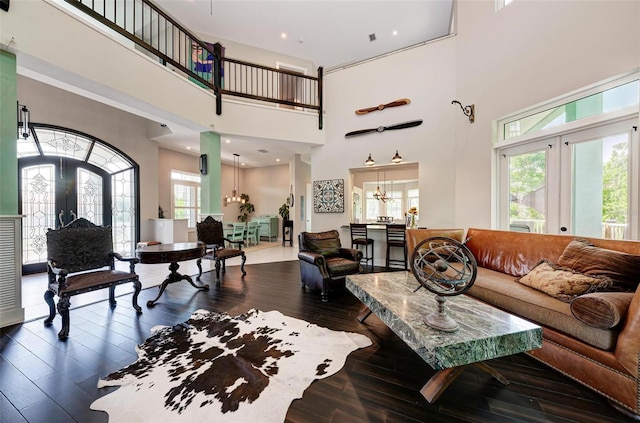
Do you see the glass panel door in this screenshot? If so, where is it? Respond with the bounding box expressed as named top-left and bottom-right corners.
top-left (501, 146), bottom-right (551, 233)
top-left (561, 120), bottom-right (634, 239)
top-left (21, 164), bottom-right (56, 269)
top-left (20, 158), bottom-right (109, 274)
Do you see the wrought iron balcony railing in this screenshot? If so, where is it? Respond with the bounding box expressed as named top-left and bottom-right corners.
top-left (64, 0), bottom-right (323, 129)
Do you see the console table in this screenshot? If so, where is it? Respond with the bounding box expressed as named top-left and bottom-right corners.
top-left (346, 271), bottom-right (542, 403)
top-left (137, 242), bottom-right (208, 307)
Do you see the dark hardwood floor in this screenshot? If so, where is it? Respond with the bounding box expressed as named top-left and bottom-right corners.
top-left (1, 260), bottom-right (635, 422)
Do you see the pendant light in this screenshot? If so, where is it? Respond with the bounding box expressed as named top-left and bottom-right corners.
top-left (365, 153), bottom-right (375, 166)
top-left (391, 149), bottom-right (402, 163)
top-left (224, 153), bottom-right (245, 206)
top-left (373, 172), bottom-right (383, 200)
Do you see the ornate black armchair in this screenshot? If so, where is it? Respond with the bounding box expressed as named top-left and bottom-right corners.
top-left (196, 216), bottom-right (246, 282)
top-left (298, 230), bottom-right (363, 302)
top-left (45, 218), bottom-right (142, 340)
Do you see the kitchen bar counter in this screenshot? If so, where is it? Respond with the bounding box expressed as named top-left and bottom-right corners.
top-left (340, 223), bottom-right (416, 268)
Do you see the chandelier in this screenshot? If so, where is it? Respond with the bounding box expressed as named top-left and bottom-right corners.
top-left (373, 172), bottom-right (388, 203)
top-left (224, 153), bottom-right (245, 206)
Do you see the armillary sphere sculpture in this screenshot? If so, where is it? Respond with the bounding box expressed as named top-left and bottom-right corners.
top-left (410, 237), bottom-right (478, 332)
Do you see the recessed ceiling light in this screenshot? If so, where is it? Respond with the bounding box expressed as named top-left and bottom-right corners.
top-left (392, 30), bottom-right (398, 36)
top-left (186, 146), bottom-right (191, 150)
top-left (281, 33), bottom-right (287, 39)
top-left (241, 162), bottom-right (245, 166)
top-left (276, 158), bottom-right (281, 162)
top-left (225, 139), bottom-right (230, 143)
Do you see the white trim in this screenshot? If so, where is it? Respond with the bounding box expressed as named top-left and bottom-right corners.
top-left (495, 70), bottom-right (640, 144)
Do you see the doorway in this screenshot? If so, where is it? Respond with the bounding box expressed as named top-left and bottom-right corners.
top-left (18, 124), bottom-right (139, 274)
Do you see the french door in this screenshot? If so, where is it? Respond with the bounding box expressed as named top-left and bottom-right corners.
top-left (499, 118), bottom-right (638, 239)
top-left (20, 157), bottom-right (111, 274)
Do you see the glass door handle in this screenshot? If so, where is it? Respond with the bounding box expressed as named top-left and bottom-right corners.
top-left (59, 210), bottom-right (65, 228)
top-left (70, 210), bottom-right (77, 221)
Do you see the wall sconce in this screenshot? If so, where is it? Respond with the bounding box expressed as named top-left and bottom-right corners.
top-left (364, 153), bottom-right (375, 166)
top-left (18, 103), bottom-right (30, 139)
top-left (391, 150), bottom-right (402, 163)
top-left (199, 154), bottom-right (208, 175)
top-left (451, 100), bottom-right (475, 123)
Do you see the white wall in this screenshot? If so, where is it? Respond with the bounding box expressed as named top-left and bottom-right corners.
top-left (320, 36), bottom-right (458, 245)
top-left (453, 0), bottom-right (640, 229)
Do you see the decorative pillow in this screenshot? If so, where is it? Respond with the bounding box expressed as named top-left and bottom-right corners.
top-left (516, 259), bottom-right (613, 302)
top-left (557, 239), bottom-right (640, 292)
top-left (570, 292), bottom-right (634, 329)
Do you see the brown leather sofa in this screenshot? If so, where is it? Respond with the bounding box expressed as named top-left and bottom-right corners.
top-left (460, 228), bottom-right (640, 418)
top-left (298, 230), bottom-right (363, 302)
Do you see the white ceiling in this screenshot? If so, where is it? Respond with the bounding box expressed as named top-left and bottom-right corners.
top-left (155, 0), bottom-right (454, 71)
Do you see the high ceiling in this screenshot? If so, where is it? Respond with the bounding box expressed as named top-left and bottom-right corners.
top-left (147, 1), bottom-right (454, 167)
top-left (155, 1), bottom-right (454, 70)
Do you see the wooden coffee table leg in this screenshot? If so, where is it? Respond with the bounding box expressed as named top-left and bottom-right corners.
top-left (357, 306), bottom-right (373, 323)
top-left (420, 362), bottom-right (509, 403)
top-left (473, 362), bottom-right (509, 385)
top-left (420, 367), bottom-right (466, 403)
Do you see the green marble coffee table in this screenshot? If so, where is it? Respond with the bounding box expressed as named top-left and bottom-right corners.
top-left (346, 271), bottom-right (542, 403)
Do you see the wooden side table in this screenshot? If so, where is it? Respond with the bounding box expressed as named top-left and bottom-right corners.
top-left (136, 242), bottom-right (208, 307)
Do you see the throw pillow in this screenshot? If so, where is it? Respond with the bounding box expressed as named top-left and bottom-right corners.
top-left (557, 239), bottom-right (640, 292)
top-left (516, 259), bottom-right (613, 302)
top-left (570, 292), bottom-right (634, 329)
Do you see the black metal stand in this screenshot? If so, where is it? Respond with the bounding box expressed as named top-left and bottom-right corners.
top-left (282, 220), bottom-right (293, 246)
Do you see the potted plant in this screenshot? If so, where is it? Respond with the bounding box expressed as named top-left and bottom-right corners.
top-left (279, 202), bottom-right (290, 222)
top-left (238, 193), bottom-right (255, 222)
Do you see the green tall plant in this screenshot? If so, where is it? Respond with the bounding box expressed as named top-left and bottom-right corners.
top-left (279, 202), bottom-right (290, 221)
top-left (238, 193), bottom-right (255, 222)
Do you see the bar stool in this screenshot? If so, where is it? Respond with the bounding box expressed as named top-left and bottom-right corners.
top-left (386, 224), bottom-right (407, 270)
top-left (350, 223), bottom-right (374, 271)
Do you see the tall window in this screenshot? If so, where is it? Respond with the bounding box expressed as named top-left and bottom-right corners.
top-left (172, 170), bottom-right (201, 227)
top-left (496, 73), bottom-right (639, 239)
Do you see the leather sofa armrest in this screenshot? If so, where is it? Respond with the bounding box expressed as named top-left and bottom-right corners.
top-left (339, 248), bottom-right (363, 262)
top-left (298, 251), bottom-right (326, 267)
top-left (615, 285), bottom-right (640, 378)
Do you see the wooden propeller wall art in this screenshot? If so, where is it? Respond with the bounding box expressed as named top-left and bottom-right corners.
top-left (355, 98), bottom-right (411, 115)
top-left (345, 119), bottom-right (423, 138)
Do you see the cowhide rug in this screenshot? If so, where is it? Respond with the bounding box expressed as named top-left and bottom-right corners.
top-left (90, 309), bottom-right (372, 422)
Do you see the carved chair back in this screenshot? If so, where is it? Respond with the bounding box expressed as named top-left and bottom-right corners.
top-left (46, 218), bottom-right (116, 273)
top-left (196, 216), bottom-right (225, 248)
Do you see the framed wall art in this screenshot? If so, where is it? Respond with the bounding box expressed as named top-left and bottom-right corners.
top-left (313, 179), bottom-right (344, 213)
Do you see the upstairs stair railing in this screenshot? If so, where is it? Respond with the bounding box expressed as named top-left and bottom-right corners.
top-left (63, 0), bottom-right (323, 129)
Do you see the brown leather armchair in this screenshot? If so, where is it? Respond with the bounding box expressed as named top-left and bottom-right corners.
top-left (298, 230), bottom-right (363, 302)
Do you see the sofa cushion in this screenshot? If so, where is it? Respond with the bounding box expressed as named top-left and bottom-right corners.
top-left (516, 259), bottom-right (613, 302)
top-left (570, 292), bottom-right (634, 329)
top-left (558, 239), bottom-right (640, 292)
top-left (326, 257), bottom-right (361, 277)
top-left (468, 267), bottom-right (618, 351)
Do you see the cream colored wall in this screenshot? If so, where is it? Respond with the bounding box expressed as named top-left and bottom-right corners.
top-left (453, 0), bottom-right (640, 229)
top-left (157, 149), bottom-right (199, 218)
top-left (17, 76), bottom-right (160, 240)
top-left (218, 164), bottom-right (288, 222)
top-left (244, 165), bottom-right (289, 218)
